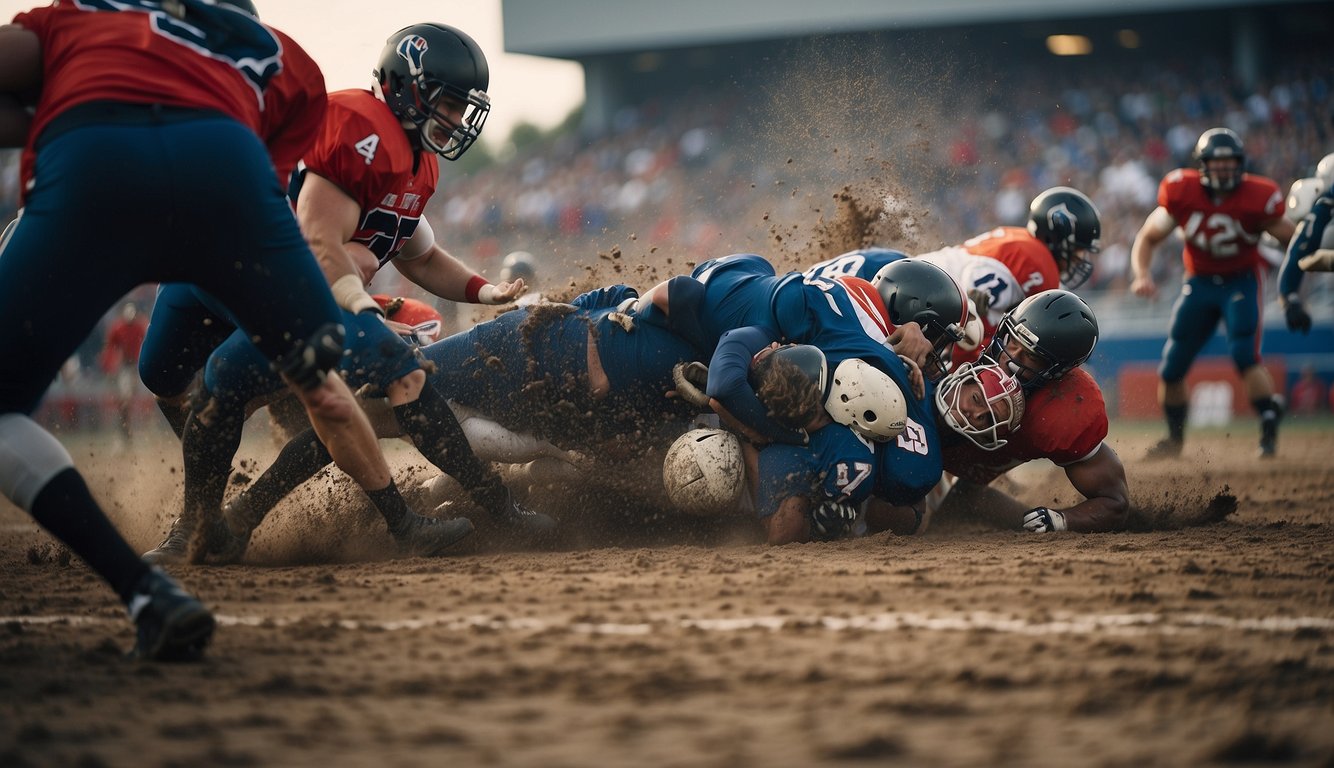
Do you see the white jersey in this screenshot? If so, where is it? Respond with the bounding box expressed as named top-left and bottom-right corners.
top-left (916, 246), bottom-right (1027, 327)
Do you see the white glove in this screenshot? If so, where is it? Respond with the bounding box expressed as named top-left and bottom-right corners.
top-left (1022, 506), bottom-right (1067, 533)
top-left (1298, 248), bottom-right (1334, 272)
top-left (671, 362), bottom-right (711, 409)
top-left (959, 296), bottom-right (985, 352)
top-left (810, 498), bottom-right (859, 540)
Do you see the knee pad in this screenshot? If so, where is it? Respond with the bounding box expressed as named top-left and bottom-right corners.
top-left (0, 414), bottom-right (75, 511)
top-left (278, 322), bottom-right (346, 391)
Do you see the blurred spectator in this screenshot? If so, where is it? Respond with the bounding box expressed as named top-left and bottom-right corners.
top-left (99, 302), bottom-right (147, 442)
top-left (1289, 364), bottom-right (1327, 415)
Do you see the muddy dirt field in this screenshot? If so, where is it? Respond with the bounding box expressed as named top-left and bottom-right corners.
top-left (2, 423), bottom-right (1332, 767)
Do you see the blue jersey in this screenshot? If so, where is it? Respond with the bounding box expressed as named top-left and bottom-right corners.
top-left (706, 327), bottom-right (807, 445)
top-left (1279, 190), bottom-right (1334, 298)
top-left (421, 288), bottom-right (703, 450)
top-left (872, 394), bottom-right (945, 506)
top-left (755, 422), bottom-right (877, 519)
top-left (803, 248), bottom-right (909, 282)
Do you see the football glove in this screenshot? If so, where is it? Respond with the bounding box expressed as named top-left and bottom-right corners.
top-left (1022, 506), bottom-right (1067, 533)
top-left (810, 498), bottom-right (858, 541)
top-left (671, 361), bottom-right (711, 409)
top-left (1285, 299), bottom-right (1312, 334)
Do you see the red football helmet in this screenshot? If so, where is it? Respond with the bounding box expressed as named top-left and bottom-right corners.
top-left (934, 357), bottom-right (1026, 451)
top-left (373, 295), bottom-right (444, 345)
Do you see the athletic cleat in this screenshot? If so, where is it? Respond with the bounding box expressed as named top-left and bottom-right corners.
top-left (390, 512), bottom-right (475, 557)
top-left (1144, 438), bottom-right (1183, 460)
top-left (496, 491), bottom-right (558, 540)
top-left (1258, 437), bottom-right (1277, 459)
top-left (214, 495), bottom-right (262, 565)
top-left (127, 568), bottom-right (215, 662)
top-left (142, 517), bottom-right (191, 565)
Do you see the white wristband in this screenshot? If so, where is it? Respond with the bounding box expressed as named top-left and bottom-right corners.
top-left (477, 283), bottom-right (499, 304)
top-left (330, 273), bottom-right (380, 315)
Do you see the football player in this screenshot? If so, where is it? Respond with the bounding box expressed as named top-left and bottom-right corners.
top-left (1277, 152), bottom-right (1334, 334)
top-left (143, 22), bottom-right (556, 566)
top-left (870, 290), bottom-right (1129, 535)
top-left (1131, 128), bottom-right (1295, 458)
top-left (0, 0), bottom-right (343, 660)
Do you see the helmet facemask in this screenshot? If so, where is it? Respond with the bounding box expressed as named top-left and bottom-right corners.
top-left (934, 357), bottom-right (1026, 451)
top-left (411, 80), bottom-right (489, 160)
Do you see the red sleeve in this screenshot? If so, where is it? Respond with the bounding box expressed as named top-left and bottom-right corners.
top-left (301, 94), bottom-right (386, 206)
top-left (1026, 369), bottom-right (1108, 465)
top-left (260, 29), bottom-right (326, 184)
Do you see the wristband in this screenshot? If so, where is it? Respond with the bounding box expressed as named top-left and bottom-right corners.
top-left (330, 273), bottom-right (381, 315)
top-left (465, 275), bottom-right (488, 304)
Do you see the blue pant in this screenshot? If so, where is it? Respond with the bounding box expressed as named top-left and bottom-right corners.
top-left (1160, 268), bottom-right (1264, 382)
top-left (0, 112), bottom-right (339, 415)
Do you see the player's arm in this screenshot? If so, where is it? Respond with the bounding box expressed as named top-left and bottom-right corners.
top-left (0, 25), bottom-right (41, 148)
top-left (295, 171), bottom-right (383, 315)
top-left (1263, 214), bottom-right (1296, 248)
top-left (706, 327), bottom-right (807, 446)
top-left (1130, 206), bottom-right (1175, 299)
top-left (1024, 444), bottom-right (1129, 533)
top-left (394, 224), bottom-right (524, 305)
top-left (762, 496), bottom-right (811, 545)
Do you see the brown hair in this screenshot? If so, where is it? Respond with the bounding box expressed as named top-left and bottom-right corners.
top-left (753, 354), bottom-right (823, 430)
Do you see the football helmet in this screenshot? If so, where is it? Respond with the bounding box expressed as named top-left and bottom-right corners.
top-left (1316, 152), bottom-right (1334, 191)
top-left (500, 251), bottom-right (537, 284)
top-left (870, 259), bottom-right (967, 379)
top-left (374, 23), bottom-right (490, 160)
top-left (934, 357), bottom-right (1026, 451)
top-left (372, 295), bottom-right (444, 346)
top-left (825, 358), bottom-right (907, 442)
top-left (1193, 128), bottom-right (1245, 193)
top-left (984, 289), bottom-right (1098, 393)
top-left (1285, 177), bottom-right (1322, 224)
top-left (1028, 187), bottom-right (1102, 289)
top-left (662, 428), bottom-right (745, 516)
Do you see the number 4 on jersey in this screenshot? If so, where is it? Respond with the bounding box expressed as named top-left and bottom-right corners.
top-left (355, 134), bottom-right (380, 165)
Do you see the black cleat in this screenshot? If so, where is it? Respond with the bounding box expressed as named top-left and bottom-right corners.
top-left (1144, 438), bottom-right (1183, 460)
top-left (142, 517), bottom-right (191, 566)
top-left (213, 495), bottom-right (261, 565)
top-left (390, 512), bottom-right (475, 557)
top-left (127, 568), bottom-right (215, 662)
top-left (496, 491), bottom-right (558, 540)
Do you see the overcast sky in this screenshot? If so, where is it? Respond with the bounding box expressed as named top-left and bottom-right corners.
top-left (0, 0), bottom-right (586, 144)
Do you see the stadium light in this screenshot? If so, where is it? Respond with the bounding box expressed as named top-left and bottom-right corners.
top-left (1046, 34), bottom-right (1093, 56)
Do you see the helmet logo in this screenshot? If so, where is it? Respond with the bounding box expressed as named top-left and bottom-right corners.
top-left (396, 35), bottom-right (429, 76)
top-left (1047, 202), bottom-right (1075, 242)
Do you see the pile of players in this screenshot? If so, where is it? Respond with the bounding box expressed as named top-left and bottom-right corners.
top-left (2, 0), bottom-right (1328, 663)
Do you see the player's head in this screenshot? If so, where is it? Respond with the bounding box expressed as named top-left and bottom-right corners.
top-left (500, 251), bottom-right (537, 285)
top-left (1316, 152), bottom-right (1334, 191)
top-left (372, 295), bottom-right (445, 345)
top-left (750, 344), bottom-right (828, 431)
top-left (934, 357), bottom-right (1026, 451)
top-left (1193, 128), bottom-right (1245, 194)
top-left (374, 23), bottom-right (490, 161)
top-left (1027, 187), bottom-right (1102, 289)
top-left (825, 358), bottom-right (907, 442)
top-left (662, 428), bottom-right (745, 516)
top-left (869, 259), bottom-right (967, 380)
top-left (1285, 178), bottom-right (1323, 224)
top-left (984, 289), bottom-right (1098, 394)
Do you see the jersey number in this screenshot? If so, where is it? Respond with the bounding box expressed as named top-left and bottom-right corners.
top-left (1182, 211), bottom-right (1243, 258)
top-left (833, 461), bottom-right (874, 500)
top-left (359, 209), bottom-right (421, 263)
top-left (895, 418), bottom-right (930, 455)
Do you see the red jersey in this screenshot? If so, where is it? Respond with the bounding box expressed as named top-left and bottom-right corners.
top-left (99, 316), bottom-right (148, 374)
top-left (14, 3), bottom-right (326, 192)
top-left (942, 367), bottom-right (1107, 485)
top-left (301, 90), bottom-right (439, 270)
top-left (1158, 168), bottom-right (1283, 276)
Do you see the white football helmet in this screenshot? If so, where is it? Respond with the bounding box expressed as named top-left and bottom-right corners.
top-left (935, 357), bottom-right (1026, 451)
top-left (825, 358), bottom-right (907, 442)
top-left (1285, 177), bottom-right (1323, 224)
top-left (662, 428), bottom-right (745, 516)
top-left (1315, 152), bottom-right (1334, 191)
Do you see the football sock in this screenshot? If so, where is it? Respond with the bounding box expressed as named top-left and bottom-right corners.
top-left (365, 479), bottom-right (409, 531)
top-left (180, 389), bottom-right (245, 524)
top-left (238, 427), bottom-right (333, 526)
top-left (1164, 403), bottom-right (1187, 443)
top-left (393, 382), bottom-right (506, 513)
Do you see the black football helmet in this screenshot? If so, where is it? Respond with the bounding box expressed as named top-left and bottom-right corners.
top-left (870, 259), bottom-right (968, 380)
top-left (374, 23), bottom-right (490, 161)
top-left (1028, 187), bottom-right (1102, 289)
top-left (1193, 127), bottom-right (1245, 193)
top-left (984, 289), bottom-right (1098, 393)
top-left (500, 251), bottom-right (537, 284)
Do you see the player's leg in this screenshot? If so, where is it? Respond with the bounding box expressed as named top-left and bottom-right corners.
top-left (1224, 269), bottom-right (1282, 457)
top-left (0, 129), bottom-right (214, 660)
top-left (139, 284), bottom-right (237, 438)
top-left (1148, 278), bottom-right (1221, 458)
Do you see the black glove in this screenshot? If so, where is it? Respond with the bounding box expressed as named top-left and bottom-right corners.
top-left (1285, 300), bottom-right (1312, 335)
top-left (810, 498), bottom-right (858, 541)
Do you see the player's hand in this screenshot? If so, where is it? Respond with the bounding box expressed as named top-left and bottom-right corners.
top-left (1022, 506), bottom-right (1067, 533)
top-left (958, 297), bottom-right (986, 352)
top-left (1285, 300), bottom-right (1312, 334)
top-left (897, 355), bottom-right (926, 400)
top-left (1130, 274), bottom-right (1158, 300)
top-left (1298, 248), bottom-right (1334, 272)
top-left (887, 321), bottom-right (933, 372)
top-left (810, 498), bottom-right (859, 541)
top-left (669, 361), bottom-right (711, 409)
top-left (479, 278), bottom-right (526, 304)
